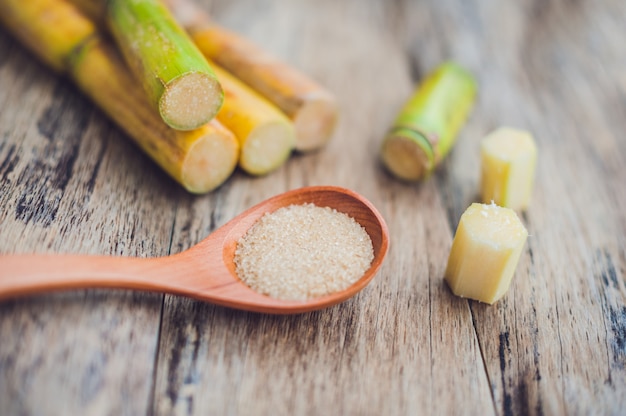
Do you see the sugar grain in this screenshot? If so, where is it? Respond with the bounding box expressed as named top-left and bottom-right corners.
top-left (234, 203), bottom-right (374, 300)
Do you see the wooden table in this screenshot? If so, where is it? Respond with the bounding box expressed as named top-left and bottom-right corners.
top-left (1, 0), bottom-right (625, 414)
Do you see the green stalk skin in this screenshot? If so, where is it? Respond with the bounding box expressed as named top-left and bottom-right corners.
top-left (380, 62), bottom-right (477, 181)
top-left (106, 0), bottom-right (224, 131)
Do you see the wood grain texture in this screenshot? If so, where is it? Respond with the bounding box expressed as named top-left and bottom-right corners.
top-left (1, 0), bottom-right (625, 415)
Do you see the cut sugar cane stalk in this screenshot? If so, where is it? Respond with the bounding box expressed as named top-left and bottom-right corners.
top-left (380, 62), bottom-right (477, 181)
top-left (106, 0), bottom-right (224, 131)
top-left (444, 202), bottom-right (528, 304)
top-left (0, 0), bottom-right (239, 193)
top-left (480, 127), bottom-right (537, 211)
top-left (163, 0), bottom-right (339, 152)
top-left (212, 64), bottom-right (295, 176)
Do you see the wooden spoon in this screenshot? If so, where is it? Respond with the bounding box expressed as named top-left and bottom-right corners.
top-left (0, 186), bottom-right (389, 314)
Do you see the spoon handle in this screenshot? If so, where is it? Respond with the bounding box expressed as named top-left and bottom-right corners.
top-left (0, 253), bottom-right (186, 300)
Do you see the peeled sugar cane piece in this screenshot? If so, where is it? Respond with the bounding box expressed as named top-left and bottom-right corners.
top-left (0, 0), bottom-right (239, 193)
top-left (163, 0), bottom-right (339, 152)
top-left (212, 64), bottom-right (295, 176)
top-left (380, 62), bottom-right (477, 181)
top-left (480, 127), bottom-right (537, 210)
top-left (444, 203), bottom-right (528, 304)
top-left (106, 0), bottom-right (224, 131)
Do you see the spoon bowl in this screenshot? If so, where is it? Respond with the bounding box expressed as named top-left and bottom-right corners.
top-left (0, 186), bottom-right (389, 314)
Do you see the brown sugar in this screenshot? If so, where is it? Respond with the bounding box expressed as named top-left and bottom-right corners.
top-left (234, 203), bottom-right (374, 300)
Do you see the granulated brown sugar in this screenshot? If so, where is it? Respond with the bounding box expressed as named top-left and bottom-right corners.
top-left (234, 203), bottom-right (374, 300)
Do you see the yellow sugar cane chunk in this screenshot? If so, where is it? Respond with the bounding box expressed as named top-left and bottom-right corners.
top-left (480, 127), bottom-right (537, 210)
top-left (212, 64), bottom-right (295, 176)
top-left (444, 203), bottom-right (528, 304)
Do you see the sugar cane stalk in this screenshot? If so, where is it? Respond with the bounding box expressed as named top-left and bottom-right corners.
top-left (212, 64), bottom-right (295, 176)
top-left (0, 0), bottom-right (239, 193)
top-left (380, 62), bottom-right (477, 181)
top-left (106, 0), bottom-right (224, 131)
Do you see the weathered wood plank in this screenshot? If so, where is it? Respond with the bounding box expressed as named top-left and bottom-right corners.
top-left (0, 27), bottom-right (177, 415)
top-left (0, 0), bottom-right (625, 414)
top-left (152, 0), bottom-right (493, 414)
top-left (434, 1), bottom-right (626, 415)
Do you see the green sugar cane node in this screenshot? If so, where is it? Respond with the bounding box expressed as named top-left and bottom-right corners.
top-left (381, 126), bottom-right (435, 181)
